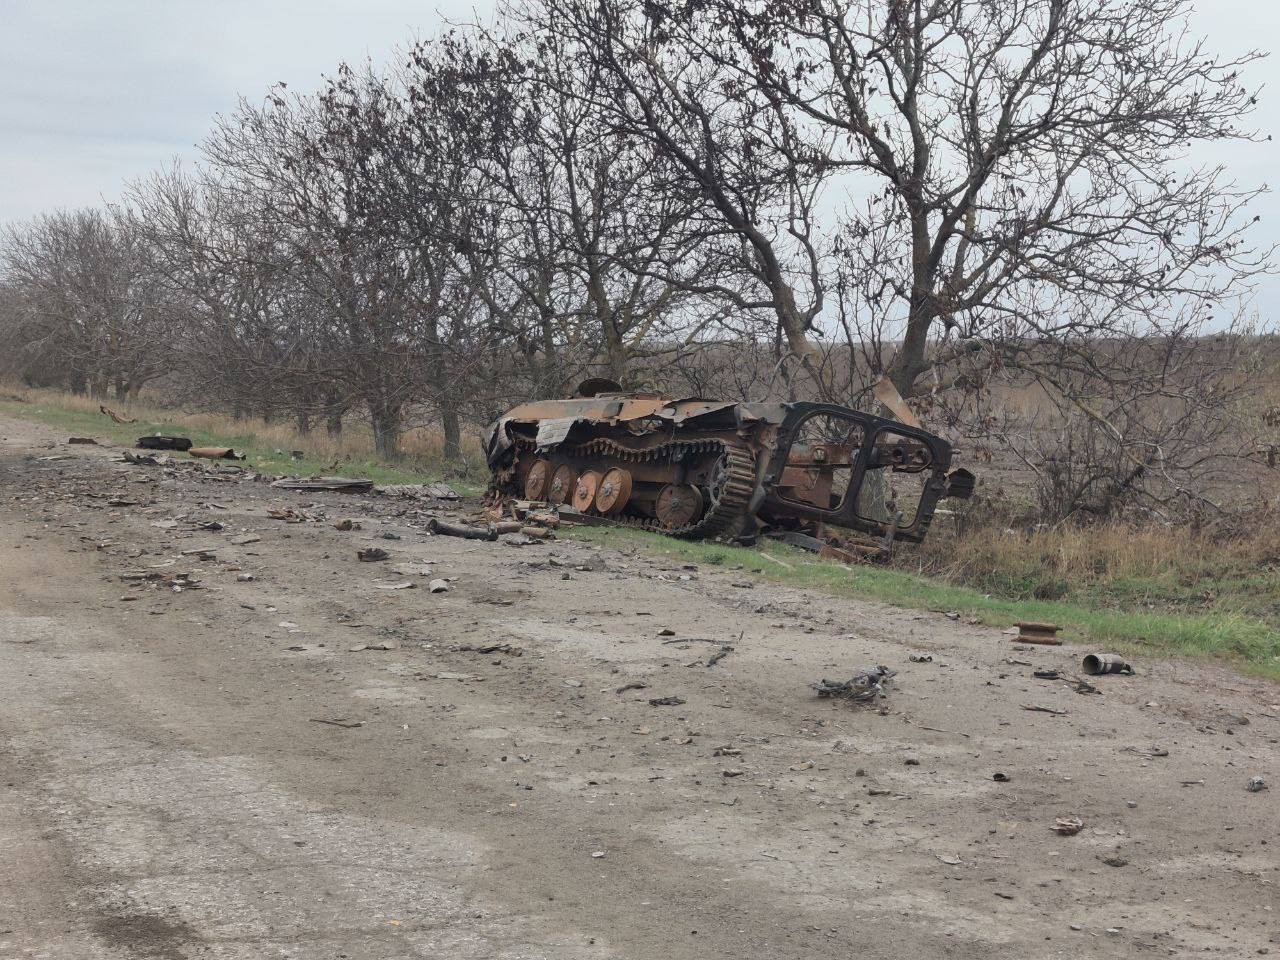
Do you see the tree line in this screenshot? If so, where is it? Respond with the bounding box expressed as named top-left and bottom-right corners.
top-left (0, 0), bottom-right (1273, 517)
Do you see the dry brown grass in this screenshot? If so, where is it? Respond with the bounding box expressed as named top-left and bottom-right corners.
top-left (910, 504), bottom-right (1280, 623)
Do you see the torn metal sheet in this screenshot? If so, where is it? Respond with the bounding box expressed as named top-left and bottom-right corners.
top-left (535, 417), bottom-right (580, 449)
top-left (271, 477), bottom-right (374, 493)
top-left (189, 447), bottom-right (244, 460)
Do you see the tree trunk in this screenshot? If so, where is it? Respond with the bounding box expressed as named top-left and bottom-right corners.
top-left (296, 410), bottom-right (312, 435)
top-left (326, 409), bottom-right (343, 437)
top-left (369, 399), bottom-right (401, 460)
top-left (441, 403), bottom-right (462, 462)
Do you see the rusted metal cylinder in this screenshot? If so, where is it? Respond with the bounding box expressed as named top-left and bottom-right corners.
top-left (1082, 653), bottom-right (1132, 675)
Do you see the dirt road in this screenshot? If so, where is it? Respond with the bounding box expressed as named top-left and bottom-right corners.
top-left (1, 412), bottom-right (1276, 959)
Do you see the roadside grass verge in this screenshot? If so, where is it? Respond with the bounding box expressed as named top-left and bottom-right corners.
top-left (566, 525), bottom-right (1280, 681)
top-left (0, 386), bottom-right (485, 491)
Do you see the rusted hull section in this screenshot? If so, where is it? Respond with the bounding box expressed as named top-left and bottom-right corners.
top-left (486, 388), bottom-right (972, 549)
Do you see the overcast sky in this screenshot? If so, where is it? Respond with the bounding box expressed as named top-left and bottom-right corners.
top-left (1, 0), bottom-right (1275, 315)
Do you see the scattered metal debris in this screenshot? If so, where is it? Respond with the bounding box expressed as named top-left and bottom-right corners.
top-left (272, 477), bottom-right (375, 493)
top-left (309, 717), bottom-right (364, 729)
top-left (428, 578), bottom-right (450, 593)
top-left (428, 517), bottom-right (498, 541)
top-left (648, 695), bottom-right (686, 706)
top-left (456, 642), bottom-right (523, 656)
top-left (357, 547), bottom-right (389, 562)
top-left (812, 665), bottom-right (896, 701)
top-left (349, 639), bottom-right (401, 651)
top-left (1067, 675), bottom-right (1101, 695)
top-left (1247, 776), bottom-right (1268, 793)
top-left (269, 508), bottom-right (323, 522)
top-left (706, 645), bottom-right (733, 667)
top-left (1021, 703), bottom-right (1068, 715)
top-left (909, 654), bottom-right (933, 663)
top-left (1052, 816), bottom-right (1084, 836)
top-left (377, 481), bottom-right (460, 500)
top-left (67, 436), bottom-right (98, 445)
top-left (1016, 622), bottom-right (1063, 645)
top-left (333, 519), bottom-right (360, 531)
top-left (189, 447), bottom-right (244, 460)
top-left (137, 435), bottom-right (192, 451)
top-left (1082, 653), bottom-right (1134, 676)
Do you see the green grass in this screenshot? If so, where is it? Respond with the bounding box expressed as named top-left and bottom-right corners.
top-left (566, 525), bottom-right (1280, 680)
top-left (0, 397), bottom-right (478, 490)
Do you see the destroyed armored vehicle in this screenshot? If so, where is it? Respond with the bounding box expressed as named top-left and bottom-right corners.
top-left (486, 380), bottom-right (973, 549)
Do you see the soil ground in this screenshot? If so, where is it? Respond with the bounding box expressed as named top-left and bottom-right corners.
top-left (1, 412), bottom-right (1277, 960)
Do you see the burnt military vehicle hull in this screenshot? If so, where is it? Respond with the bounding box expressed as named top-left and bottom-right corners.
top-left (486, 389), bottom-right (972, 545)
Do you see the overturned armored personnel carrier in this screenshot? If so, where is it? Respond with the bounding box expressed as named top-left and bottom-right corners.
top-left (486, 380), bottom-right (973, 548)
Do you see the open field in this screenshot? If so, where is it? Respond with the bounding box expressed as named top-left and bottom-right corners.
top-left (2, 409), bottom-right (1278, 959)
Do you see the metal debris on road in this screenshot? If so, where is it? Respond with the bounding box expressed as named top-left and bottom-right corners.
top-left (357, 547), bottom-right (390, 562)
top-left (428, 517), bottom-right (498, 541)
top-left (1247, 776), bottom-right (1268, 792)
top-left (706, 645), bottom-right (733, 667)
top-left (812, 665), bottom-right (896, 701)
top-left (456, 642), bottom-right (523, 656)
top-left (428, 578), bottom-right (450, 593)
top-left (137, 435), bottom-right (192, 451)
top-left (377, 481), bottom-right (460, 500)
top-left (309, 717), bottom-right (364, 729)
top-left (189, 446), bottom-right (244, 460)
top-left (1021, 703), bottom-right (1068, 715)
top-left (349, 639), bottom-right (401, 651)
top-left (1015, 622), bottom-right (1063, 645)
top-left (1082, 653), bottom-right (1134, 676)
top-left (1052, 816), bottom-right (1084, 836)
top-left (67, 436), bottom-right (98, 444)
top-left (648, 695), bottom-right (686, 706)
top-left (271, 477), bottom-right (375, 493)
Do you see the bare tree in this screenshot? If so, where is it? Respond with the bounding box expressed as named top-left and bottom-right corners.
top-left (1, 208), bottom-right (176, 397)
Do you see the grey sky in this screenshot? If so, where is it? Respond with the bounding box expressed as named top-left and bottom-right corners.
top-left (1, 0), bottom-right (1275, 315)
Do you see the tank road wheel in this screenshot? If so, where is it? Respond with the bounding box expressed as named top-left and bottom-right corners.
top-left (573, 471), bottom-right (603, 513)
top-left (594, 468), bottom-right (633, 514)
top-left (548, 464), bottom-right (577, 505)
top-left (655, 483), bottom-right (704, 530)
top-left (524, 458), bottom-right (552, 500)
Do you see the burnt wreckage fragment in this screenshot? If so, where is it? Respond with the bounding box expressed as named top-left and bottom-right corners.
top-left (485, 380), bottom-right (973, 548)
